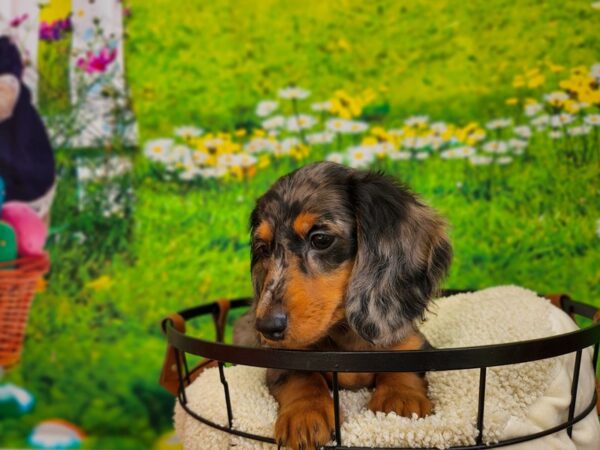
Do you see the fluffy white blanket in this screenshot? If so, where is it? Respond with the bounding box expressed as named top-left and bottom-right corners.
top-left (174, 286), bottom-right (600, 449)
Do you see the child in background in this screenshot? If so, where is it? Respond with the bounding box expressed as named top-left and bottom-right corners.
top-left (0, 36), bottom-right (56, 224)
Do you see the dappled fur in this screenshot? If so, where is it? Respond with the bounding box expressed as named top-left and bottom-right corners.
top-left (235, 161), bottom-right (452, 449)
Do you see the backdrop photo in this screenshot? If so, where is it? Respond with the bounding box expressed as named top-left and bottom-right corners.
top-left (0, 0), bottom-right (599, 449)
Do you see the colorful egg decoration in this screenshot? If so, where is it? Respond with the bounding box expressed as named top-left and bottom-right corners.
top-left (29, 419), bottom-right (85, 449)
top-left (0, 221), bottom-right (17, 263)
top-left (0, 383), bottom-right (35, 418)
top-left (0, 202), bottom-right (47, 256)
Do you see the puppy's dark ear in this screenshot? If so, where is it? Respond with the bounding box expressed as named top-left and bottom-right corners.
top-left (345, 171), bottom-right (452, 346)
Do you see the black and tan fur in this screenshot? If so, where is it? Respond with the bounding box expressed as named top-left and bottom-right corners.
top-left (234, 161), bottom-right (452, 450)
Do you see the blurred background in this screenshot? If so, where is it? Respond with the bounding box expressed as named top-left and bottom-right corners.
top-left (0, 0), bottom-right (599, 448)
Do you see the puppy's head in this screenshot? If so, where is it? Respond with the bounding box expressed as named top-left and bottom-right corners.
top-left (250, 161), bottom-right (452, 348)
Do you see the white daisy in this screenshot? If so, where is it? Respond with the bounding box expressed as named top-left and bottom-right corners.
top-left (596, 218), bottom-right (600, 238)
top-left (281, 137), bottom-right (301, 152)
top-left (591, 63), bottom-right (600, 80)
top-left (497, 156), bottom-right (513, 165)
top-left (550, 113), bottom-right (575, 127)
top-left (217, 153), bottom-right (242, 168)
top-left (548, 130), bottom-right (563, 139)
top-left (346, 120), bottom-right (369, 134)
top-left (167, 145), bottom-right (193, 165)
top-left (306, 131), bottom-right (335, 145)
top-left (388, 151), bottom-right (412, 160)
top-left (544, 91), bottom-right (569, 104)
top-left (430, 136), bottom-right (445, 150)
top-left (592, 3), bottom-right (600, 11)
top-left (415, 152), bottom-right (430, 160)
top-left (508, 139), bottom-right (528, 151)
top-left (326, 152), bottom-right (345, 164)
top-left (244, 137), bottom-right (279, 154)
top-left (347, 146), bottom-right (374, 168)
top-left (311, 101), bottom-right (332, 112)
top-left (144, 138), bottom-right (173, 163)
top-left (584, 114), bottom-right (600, 126)
top-left (286, 114), bottom-right (317, 132)
top-left (567, 125), bottom-right (592, 136)
top-left (238, 154), bottom-right (258, 168)
top-left (262, 115), bottom-right (286, 130)
top-left (278, 86), bottom-right (310, 100)
top-left (404, 115), bottom-right (429, 127)
top-left (513, 125), bottom-right (532, 139)
top-left (525, 102), bottom-right (544, 117)
top-left (485, 118), bottom-right (513, 130)
top-left (430, 121), bottom-right (448, 134)
top-left (325, 118), bottom-right (348, 133)
top-left (482, 140), bottom-right (509, 154)
top-left (174, 126), bottom-right (203, 139)
top-left (530, 114), bottom-right (550, 128)
top-left (198, 167), bottom-right (227, 179)
top-left (192, 151), bottom-right (208, 165)
top-left (256, 100), bottom-right (279, 117)
top-left (440, 146), bottom-right (476, 159)
top-left (203, 137), bottom-right (225, 150)
top-left (179, 167), bottom-right (201, 181)
top-left (469, 155), bottom-right (493, 166)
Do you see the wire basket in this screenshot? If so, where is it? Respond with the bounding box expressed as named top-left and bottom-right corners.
top-left (161, 291), bottom-right (600, 449)
top-left (0, 254), bottom-right (50, 368)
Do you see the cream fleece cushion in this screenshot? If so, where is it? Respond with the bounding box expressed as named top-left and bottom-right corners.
top-left (174, 286), bottom-right (600, 449)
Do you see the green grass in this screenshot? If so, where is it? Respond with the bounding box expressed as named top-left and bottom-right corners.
top-left (126, 0), bottom-right (600, 136)
top-left (1, 1), bottom-right (600, 449)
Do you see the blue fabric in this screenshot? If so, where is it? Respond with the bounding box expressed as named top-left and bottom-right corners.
top-left (0, 36), bottom-right (55, 202)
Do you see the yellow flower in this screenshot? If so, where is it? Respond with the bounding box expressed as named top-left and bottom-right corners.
top-left (362, 136), bottom-right (378, 146)
top-left (512, 75), bottom-right (525, 89)
top-left (527, 74), bottom-right (545, 89)
top-left (337, 38), bottom-right (351, 51)
top-left (235, 129), bottom-right (247, 138)
top-left (258, 155), bottom-right (270, 169)
top-left (547, 63), bottom-right (564, 73)
top-left (505, 97), bottom-right (519, 106)
top-left (86, 275), bottom-right (113, 291)
top-left (253, 129), bottom-right (266, 137)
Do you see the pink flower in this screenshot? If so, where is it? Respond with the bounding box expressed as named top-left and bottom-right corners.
top-left (76, 47), bottom-right (118, 74)
top-left (10, 14), bottom-right (28, 27)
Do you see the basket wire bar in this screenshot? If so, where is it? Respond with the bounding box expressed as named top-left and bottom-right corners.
top-left (475, 367), bottom-right (487, 446)
top-left (218, 361), bottom-right (234, 429)
top-left (332, 371), bottom-right (342, 446)
top-left (567, 349), bottom-right (583, 438)
top-left (165, 293), bottom-right (600, 449)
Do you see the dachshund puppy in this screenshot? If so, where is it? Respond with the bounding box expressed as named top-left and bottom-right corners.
top-left (238, 161), bottom-right (452, 449)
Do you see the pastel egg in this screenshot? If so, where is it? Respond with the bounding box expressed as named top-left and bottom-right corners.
top-left (0, 221), bottom-right (17, 263)
top-left (0, 202), bottom-right (47, 256)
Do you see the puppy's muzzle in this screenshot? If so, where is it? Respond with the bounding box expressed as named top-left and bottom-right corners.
top-left (255, 312), bottom-right (287, 341)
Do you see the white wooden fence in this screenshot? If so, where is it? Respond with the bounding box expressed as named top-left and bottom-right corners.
top-left (0, 0), bottom-right (137, 147)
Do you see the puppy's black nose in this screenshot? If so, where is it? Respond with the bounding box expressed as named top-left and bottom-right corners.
top-left (256, 313), bottom-right (287, 340)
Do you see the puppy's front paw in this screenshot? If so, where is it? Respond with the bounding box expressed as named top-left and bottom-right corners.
top-left (274, 398), bottom-right (335, 450)
top-left (368, 387), bottom-right (432, 418)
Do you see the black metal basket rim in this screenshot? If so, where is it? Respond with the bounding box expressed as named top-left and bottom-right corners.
top-left (164, 294), bottom-right (600, 373)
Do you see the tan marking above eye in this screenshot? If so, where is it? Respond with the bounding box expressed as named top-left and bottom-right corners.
top-left (293, 212), bottom-right (319, 237)
top-left (256, 220), bottom-right (273, 242)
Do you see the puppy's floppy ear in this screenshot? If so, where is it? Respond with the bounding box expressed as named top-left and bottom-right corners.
top-left (345, 170), bottom-right (452, 346)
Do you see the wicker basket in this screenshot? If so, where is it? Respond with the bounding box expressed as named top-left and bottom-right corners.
top-left (0, 254), bottom-right (50, 368)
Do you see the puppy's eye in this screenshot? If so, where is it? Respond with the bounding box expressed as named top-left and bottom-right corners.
top-left (310, 232), bottom-right (334, 250)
